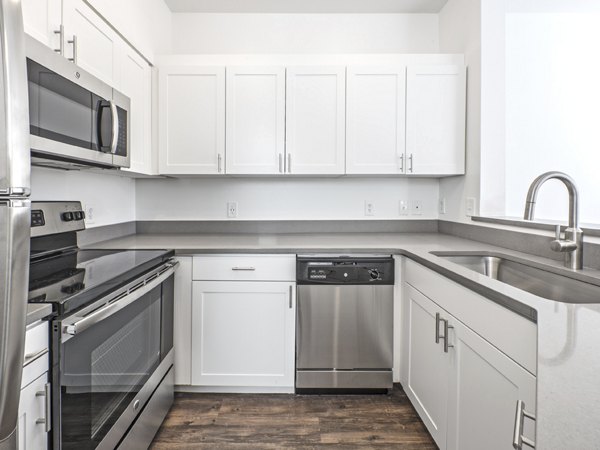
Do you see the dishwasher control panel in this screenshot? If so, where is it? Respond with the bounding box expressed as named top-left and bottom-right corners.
top-left (296, 255), bottom-right (394, 285)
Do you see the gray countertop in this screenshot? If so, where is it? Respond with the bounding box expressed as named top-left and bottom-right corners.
top-left (88, 231), bottom-right (600, 449)
top-left (26, 303), bottom-right (53, 326)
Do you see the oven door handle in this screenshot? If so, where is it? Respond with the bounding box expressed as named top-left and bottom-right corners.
top-left (64, 262), bottom-right (178, 337)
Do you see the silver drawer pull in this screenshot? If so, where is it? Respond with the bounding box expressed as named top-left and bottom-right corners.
top-left (232, 267), bottom-right (256, 271)
top-left (442, 319), bottom-right (454, 353)
top-left (35, 383), bottom-right (52, 432)
top-left (23, 348), bottom-right (48, 367)
top-left (435, 312), bottom-right (441, 344)
top-left (513, 400), bottom-right (536, 449)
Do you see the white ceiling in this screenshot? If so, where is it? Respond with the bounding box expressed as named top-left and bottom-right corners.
top-left (164, 0), bottom-right (449, 14)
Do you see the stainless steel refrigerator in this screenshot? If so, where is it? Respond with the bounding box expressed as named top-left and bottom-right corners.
top-left (0, 0), bottom-right (32, 448)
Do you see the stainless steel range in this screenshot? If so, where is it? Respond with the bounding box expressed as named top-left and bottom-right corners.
top-left (28, 201), bottom-right (176, 449)
top-left (295, 255), bottom-right (394, 392)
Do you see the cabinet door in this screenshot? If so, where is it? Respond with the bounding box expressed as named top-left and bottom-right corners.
top-left (447, 318), bottom-right (536, 450)
top-left (404, 284), bottom-right (450, 448)
top-left (191, 281), bottom-right (295, 388)
top-left (406, 65), bottom-right (466, 175)
top-left (226, 67), bottom-right (286, 175)
top-left (22, 0), bottom-right (62, 50)
top-left (286, 67), bottom-right (346, 175)
top-left (159, 66), bottom-right (225, 175)
top-left (346, 66), bottom-right (406, 175)
top-left (62, 0), bottom-right (119, 85)
top-left (119, 44), bottom-right (153, 174)
top-left (18, 373), bottom-right (49, 450)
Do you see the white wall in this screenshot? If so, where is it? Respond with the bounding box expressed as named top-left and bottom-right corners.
top-left (87, 0), bottom-right (172, 61)
top-left (31, 168), bottom-right (136, 228)
top-left (136, 178), bottom-right (439, 221)
top-left (170, 13), bottom-right (439, 54)
top-left (437, 0), bottom-right (481, 222)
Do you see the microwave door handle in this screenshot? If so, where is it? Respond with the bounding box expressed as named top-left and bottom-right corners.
top-left (64, 263), bottom-right (177, 337)
top-left (109, 100), bottom-right (119, 154)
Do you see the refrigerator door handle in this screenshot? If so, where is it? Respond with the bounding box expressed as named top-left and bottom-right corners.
top-left (0, 0), bottom-right (30, 196)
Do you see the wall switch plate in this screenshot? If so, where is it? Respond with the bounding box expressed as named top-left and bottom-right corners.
top-left (411, 200), bottom-right (423, 215)
top-left (466, 197), bottom-right (476, 217)
top-left (399, 200), bottom-right (409, 216)
top-left (227, 201), bottom-right (238, 218)
top-left (439, 198), bottom-right (447, 215)
top-left (84, 204), bottom-right (95, 225)
top-left (364, 201), bottom-right (375, 216)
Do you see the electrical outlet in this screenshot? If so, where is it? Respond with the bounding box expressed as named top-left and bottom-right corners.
top-left (439, 198), bottom-right (447, 215)
top-left (84, 204), bottom-right (95, 225)
top-left (364, 201), bottom-right (375, 216)
top-left (399, 200), bottom-right (409, 216)
top-left (227, 201), bottom-right (238, 218)
top-left (411, 200), bottom-right (423, 215)
top-left (466, 197), bottom-right (476, 217)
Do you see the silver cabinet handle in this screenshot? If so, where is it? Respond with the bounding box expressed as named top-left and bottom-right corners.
top-left (23, 348), bottom-right (48, 367)
top-left (399, 154), bottom-right (404, 172)
top-left (68, 34), bottom-right (78, 64)
top-left (35, 382), bottom-right (52, 433)
top-left (513, 400), bottom-right (536, 449)
top-left (289, 285), bottom-right (293, 309)
top-left (217, 154), bottom-right (222, 173)
top-left (232, 266), bottom-right (256, 271)
top-left (278, 154), bottom-right (283, 173)
top-left (408, 153), bottom-right (414, 173)
top-left (287, 153), bottom-right (292, 173)
top-left (442, 319), bottom-right (454, 353)
top-left (435, 312), bottom-right (441, 344)
top-left (54, 25), bottom-right (64, 55)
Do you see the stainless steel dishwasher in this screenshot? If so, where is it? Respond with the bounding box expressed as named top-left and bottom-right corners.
top-left (296, 255), bottom-right (394, 392)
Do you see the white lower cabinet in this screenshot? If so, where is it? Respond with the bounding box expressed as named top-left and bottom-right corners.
top-left (404, 285), bottom-right (450, 446)
top-left (18, 372), bottom-right (50, 450)
top-left (447, 318), bottom-right (536, 450)
top-left (403, 274), bottom-right (536, 450)
top-left (191, 280), bottom-right (296, 390)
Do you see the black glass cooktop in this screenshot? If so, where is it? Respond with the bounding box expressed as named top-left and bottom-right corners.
top-left (28, 248), bottom-right (174, 316)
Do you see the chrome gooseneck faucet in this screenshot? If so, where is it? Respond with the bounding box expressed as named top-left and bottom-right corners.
top-left (524, 171), bottom-right (583, 270)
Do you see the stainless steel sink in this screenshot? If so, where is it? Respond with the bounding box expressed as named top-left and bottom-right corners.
top-left (432, 253), bottom-right (600, 304)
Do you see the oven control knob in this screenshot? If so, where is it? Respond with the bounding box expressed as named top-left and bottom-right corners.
top-left (62, 212), bottom-right (73, 222)
top-left (369, 269), bottom-right (380, 280)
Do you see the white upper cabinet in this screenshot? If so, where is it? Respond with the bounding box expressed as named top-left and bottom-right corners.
top-left (346, 66), bottom-right (406, 175)
top-left (225, 66), bottom-right (286, 175)
top-left (22, 0), bottom-right (62, 50)
top-left (62, 0), bottom-right (119, 86)
top-left (119, 44), bottom-right (153, 175)
top-left (406, 65), bottom-right (466, 175)
top-left (285, 67), bottom-right (346, 175)
top-left (159, 66), bottom-right (225, 175)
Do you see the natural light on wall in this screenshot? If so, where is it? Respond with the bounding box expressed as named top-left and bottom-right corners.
top-left (504, 11), bottom-right (600, 226)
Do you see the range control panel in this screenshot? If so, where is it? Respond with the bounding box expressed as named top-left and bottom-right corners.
top-left (30, 201), bottom-right (86, 237)
top-left (297, 255), bottom-right (394, 285)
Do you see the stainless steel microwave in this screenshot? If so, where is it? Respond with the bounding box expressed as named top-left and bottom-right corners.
top-left (25, 35), bottom-right (130, 169)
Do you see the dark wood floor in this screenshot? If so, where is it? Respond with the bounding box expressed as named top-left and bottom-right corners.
top-left (150, 385), bottom-right (436, 449)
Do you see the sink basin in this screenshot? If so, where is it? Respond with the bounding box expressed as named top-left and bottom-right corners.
top-left (432, 253), bottom-right (600, 304)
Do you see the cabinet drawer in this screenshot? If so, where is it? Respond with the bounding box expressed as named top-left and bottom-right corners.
top-left (24, 322), bottom-right (49, 366)
top-left (193, 255), bottom-right (296, 281)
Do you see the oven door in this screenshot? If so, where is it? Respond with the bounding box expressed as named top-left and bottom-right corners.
top-left (55, 263), bottom-right (175, 450)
